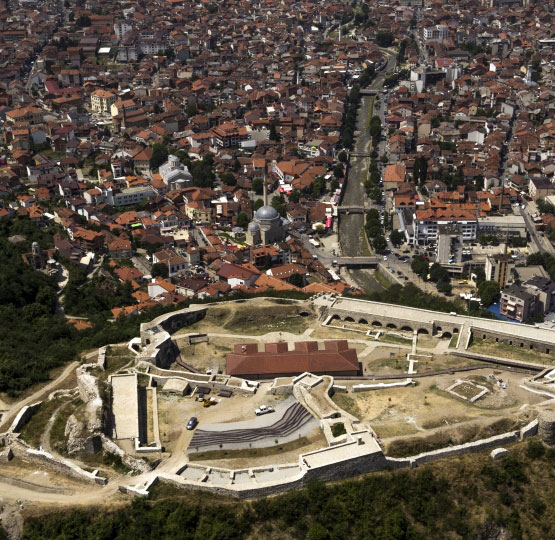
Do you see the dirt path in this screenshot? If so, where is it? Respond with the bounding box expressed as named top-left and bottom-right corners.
top-left (0, 361), bottom-right (79, 432)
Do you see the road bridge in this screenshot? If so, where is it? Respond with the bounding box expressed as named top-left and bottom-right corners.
top-left (349, 152), bottom-right (372, 158)
top-left (333, 257), bottom-right (379, 268)
top-left (360, 89), bottom-right (379, 95)
top-left (338, 206), bottom-right (368, 214)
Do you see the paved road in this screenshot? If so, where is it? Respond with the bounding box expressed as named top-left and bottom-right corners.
top-left (338, 50), bottom-right (397, 293)
top-left (522, 202), bottom-right (555, 256)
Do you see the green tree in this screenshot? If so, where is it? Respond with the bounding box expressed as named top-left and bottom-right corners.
top-left (390, 229), bottom-right (404, 246)
top-left (478, 280), bottom-right (500, 307)
top-left (288, 190), bottom-right (301, 203)
top-left (373, 235), bottom-right (387, 252)
top-left (306, 522), bottom-right (330, 540)
top-left (411, 255), bottom-right (429, 280)
top-left (368, 115), bottom-right (381, 141)
top-left (429, 262), bottom-right (449, 283)
top-left (271, 195), bottom-right (287, 217)
top-left (236, 212), bottom-right (249, 228)
top-left (254, 199), bottom-right (264, 211)
top-left (185, 102), bottom-right (198, 116)
top-left (288, 273), bottom-right (304, 287)
top-left (437, 279), bottom-right (452, 295)
top-left (151, 143), bottom-right (168, 169)
top-left (220, 172), bottom-right (236, 186)
top-left (252, 178), bottom-right (264, 195)
top-left (376, 31), bottom-right (394, 47)
top-left (338, 151), bottom-right (348, 163)
top-left (151, 262), bottom-right (169, 279)
top-left (269, 119), bottom-right (281, 142)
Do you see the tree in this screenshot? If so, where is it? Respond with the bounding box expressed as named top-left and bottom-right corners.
top-left (269, 119), bottom-right (281, 142)
top-left (429, 262), bottom-right (449, 283)
top-left (375, 31), bottom-right (394, 47)
top-left (437, 279), bottom-right (452, 295)
top-left (373, 235), bottom-right (387, 252)
top-left (368, 116), bottom-right (381, 141)
top-left (478, 280), bottom-right (500, 307)
top-left (76, 14), bottom-right (91, 27)
top-left (330, 178), bottom-right (339, 192)
top-left (151, 262), bottom-right (169, 279)
top-left (254, 199), bottom-right (264, 211)
top-left (185, 103), bottom-right (198, 117)
top-left (370, 187), bottom-right (382, 203)
top-left (390, 229), bottom-right (404, 246)
top-left (220, 172), bottom-right (236, 186)
top-left (474, 267), bottom-right (486, 286)
top-left (306, 522), bottom-right (330, 540)
top-left (411, 255), bottom-right (429, 280)
top-left (236, 212), bottom-right (249, 229)
top-left (288, 190), bottom-right (301, 203)
top-left (338, 151), bottom-right (348, 163)
top-left (252, 178), bottom-right (264, 195)
top-left (271, 195), bottom-right (287, 217)
top-left (151, 143), bottom-right (168, 169)
top-left (333, 163), bottom-right (344, 178)
top-left (288, 273), bottom-right (304, 287)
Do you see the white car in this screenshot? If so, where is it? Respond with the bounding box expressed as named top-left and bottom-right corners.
top-left (255, 405), bottom-right (275, 416)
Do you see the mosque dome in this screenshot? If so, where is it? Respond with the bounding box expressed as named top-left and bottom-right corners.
top-left (255, 206), bottom-right (279, 221)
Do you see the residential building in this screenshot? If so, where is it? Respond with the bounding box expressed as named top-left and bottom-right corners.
top-left (485, 254), bottom-right (514, 288)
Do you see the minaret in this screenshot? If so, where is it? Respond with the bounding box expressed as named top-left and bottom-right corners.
top-left (263, 174), bottom-right (268, 206)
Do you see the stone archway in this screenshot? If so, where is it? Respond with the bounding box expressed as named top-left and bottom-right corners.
top-left (344, 316), bottom-right (355, 323)
top-left (442, 331), bottom-right (452, 339)
top-left (386, 323), bottom-right (397, 329)
top-left (401, 326), bottom-right (413, 332)
top-left (372, 321), bottom-right (383, 327)
top-left (358, 318), bottom-right (368, 325)
top-left (417, 328), bottom-right (429, 334)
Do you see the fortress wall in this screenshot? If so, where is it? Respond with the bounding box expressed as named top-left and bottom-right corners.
top-left (8, 402), bottom-right (42, 433)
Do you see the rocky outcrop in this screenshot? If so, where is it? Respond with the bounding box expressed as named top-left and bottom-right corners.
top-left (64, 414), bottom-right (101, 456)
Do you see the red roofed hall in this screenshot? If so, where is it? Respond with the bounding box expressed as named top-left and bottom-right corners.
top-left (226, 340), bottom-right (360, 379)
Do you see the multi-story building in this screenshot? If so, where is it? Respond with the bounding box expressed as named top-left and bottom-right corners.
top-left (412, 208), bottom-right (478, 245)
top-left (500, 277), bottom-right (555, 322)
top-left (90, 89), bottom-right (117, 114)
top-left (485, 254), bottom-right (514, 289)
top-left (211, 122), bottom-right (250, 148)
top-left (423, 25), bottom-right (449, 43)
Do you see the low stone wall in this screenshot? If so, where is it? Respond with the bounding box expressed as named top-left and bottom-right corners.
top-left (0, 447), bottom-right (13, 462)
top-left (7, 436), bottom-right (107, 485)
top-left (353, 380), bottom-right (414, 392)
top-left (8, 402), bottom-right (42, 433)
top-left (385, 431), bottom-right (520, 469)
top-left (520, 419), bottom-right (538, 440)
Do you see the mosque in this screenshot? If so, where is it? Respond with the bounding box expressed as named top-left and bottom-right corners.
top-left (245, 182), bottom-right (288, 245)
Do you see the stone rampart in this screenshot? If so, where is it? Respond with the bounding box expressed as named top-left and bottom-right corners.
top-left (140, 306), bottom-right (207, 369)
top-left (100, 434), bottom-right (153, 473)
top-left (7, 436), bottom-right (107, 485)
top-left (8, 402), bottom-right (42, 433)
top-left (407, 431), bottom-right (520, 467)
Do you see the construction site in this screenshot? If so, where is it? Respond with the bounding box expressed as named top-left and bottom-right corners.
top-left (1, 296), bottom-right (554, 524)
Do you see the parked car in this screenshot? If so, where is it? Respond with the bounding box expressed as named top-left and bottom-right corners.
top-left (186, 417), bottom-right (198, 430)
top-left (255, 405), bottom-right (275, 416)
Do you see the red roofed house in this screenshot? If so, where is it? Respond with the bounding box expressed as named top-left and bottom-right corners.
top-left (226, 340), bottom-right (360, 379)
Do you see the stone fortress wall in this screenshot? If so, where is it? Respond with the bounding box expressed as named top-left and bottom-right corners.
top-left (1, 298), bottom-right (554, 501)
